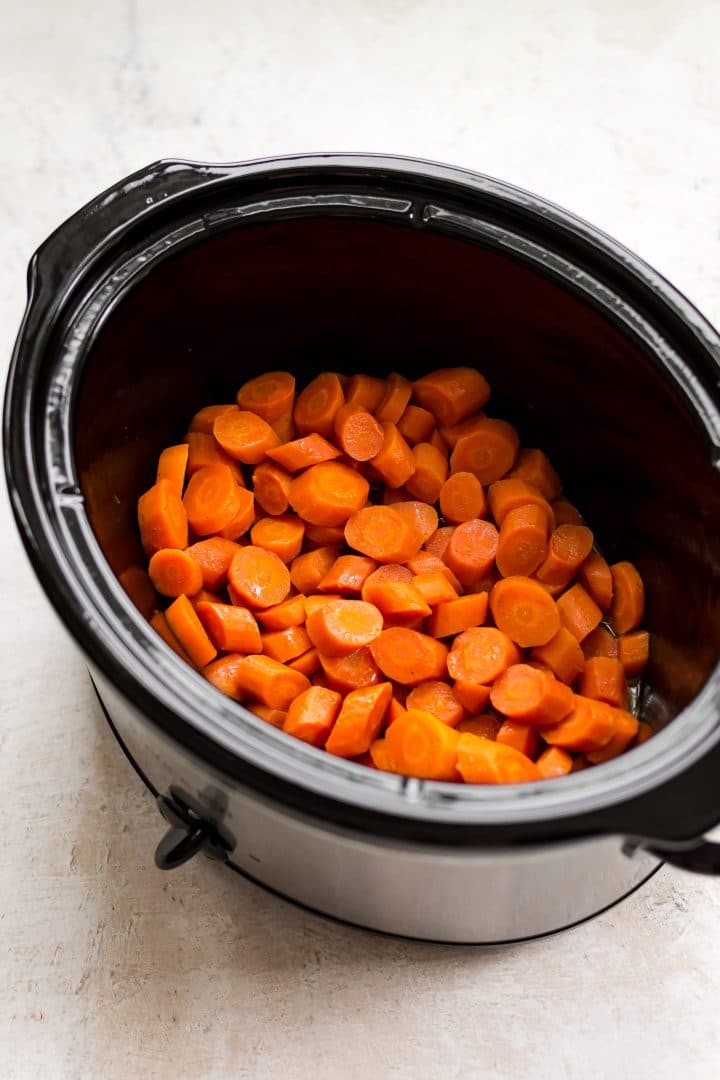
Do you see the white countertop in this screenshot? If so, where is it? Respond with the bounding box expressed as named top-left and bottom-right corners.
top-left (2, 2), bottom-right (720, 1076)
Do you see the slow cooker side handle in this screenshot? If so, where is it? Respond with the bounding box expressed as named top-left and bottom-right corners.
top-left (155, 794), bottom-right (230, 870)
top-left (626, 838), bottom-right (720, 875)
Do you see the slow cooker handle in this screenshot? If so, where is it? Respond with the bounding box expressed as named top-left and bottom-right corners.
top-left (628, 838), bottom-right (720, 875)
top-left (155, 793), bottom-right (230, 870)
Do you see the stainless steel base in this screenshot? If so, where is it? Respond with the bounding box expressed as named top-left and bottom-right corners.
top-left (94, 670), bottom-right (661, 944)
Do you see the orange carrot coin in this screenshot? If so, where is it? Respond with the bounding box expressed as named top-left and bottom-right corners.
top-left (294, 372), bottom-right (345, 438)
top-left (306, 599), bottom-right (384, 657)
top-left (369, 627), bottom-right (448, 685)
top-left (236, 371), bottom-right (295, 422)
top-left (325, 682), bottom-right (393, 757)
top-left (490, 576), bottom-right (560, 647)
top-left (213, 408), bottom-right (280, 463)
top-left (288, 461), bottom-right (369, 526)
top-left (439, 471), bottom-right (486, 523)
top-left (228, 545), bottom-right (291, 609)
top-left (413, 367), bottom-right (490, 426)
top-left (283, 686), bottom-right (343, 747)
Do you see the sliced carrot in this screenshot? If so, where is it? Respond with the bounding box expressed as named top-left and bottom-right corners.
top-left (375, 372), bottom-right (413, 424)
top-left (196, 601), bottom-right (262, 653)
top-left (261, 625), bottom-right (313, 663)
top-left (235, 654), bottom-right (311, 710)
top-left (447, 626), bottom-right (521, 685)
top-left (487, 477), bottom-right (553, 529)
top-left (138, 479), bottom-right (188, 555)
top-left (456, 714), bottom-right (501, 739)
top-left (325, 682), bottom-right (393, 757)
top-left (536, 525), bottom-right (594, 587)
top-left (294, 372), bottom-right (345, 438)
top-left (490, 576), bottom-right (561, 647)
top-left (579, 657), bottom-right (628, 708)
top-left (423, 525), bottom-right (455, 559)
top-left (345, 505), bottom-right (417, 564)
top-left (288, 461), bottom-right (369, 526)
top-left (552, 498), bottom-right (584, 526)
top-left (406, 681), bottom-right (466, 727)
top-left (190, 587), bottom-right (225, 609)
top-left (385, 709), bottom-right (460, 780)
top-left (184, 431), bottom-right (246, 485)
top-left (496, 720), bottom-right (539, 759)
top-left (583, 625), bottom-right (619, 660)
top-left (165, 594), bottom-right (217, 667)
top-left (635, 720), bottom-right (653, 746)
top-left (412, 571), bottom-right (459, 608)
top-left (361, 564), bottom-right (413, 604)
top-left (156, 443), bottom-right (189, 499)
top-left (618, 631), bottom-right (650, 677)
top-left (587, 710), bottom-right (639, 763)
top-left (303, 522), bottom-right (347, 547)
top-left (366, 581), bottom-right (432, 622)
top-left (333, 403), bottom-right (385, 461)
top-left (496, 503), bottom-right (548, 578)
top-left (188, 403), bottom-right (235, 435)
top-left (150, 610), bottom-right (193, 664)
top-left (530, 627), bottom-right (585, 684)
top-left (283, 686), bottom-right (343, 747)
top-left (429, 427), bottom-right (449, 457)
top-left (266, 433), bottom-right (341, 472)
top-left (119, 566), bottom-right (159, 619)
top-left (405, 442), bottom-right (448, 503)
top-left (490, 663), bottom-right (574, 725)
top-left (439, 472), bottom-right (486, 524)
top-left (290, 546), bottom-right (340, 594)
top-left (185, 537), bottom-right (241, 591)
top-left (438, 411), bottom-right (486, 450)
top-left (370, 422), bottom-right (416, 488)
top-left (316, 555), bottom-right (377, 595)
top-left (397, 405), bottom-right (436, 446)
top-left (228, 545), bottom-right (291, 609)
top-left (578, 551), bottom-right (613, 611)
top-left (255, 593), bottom-right (306, 630)
top-left (406, 551), bottom-right (463, 593)
top-left (456, 733), bottom-right (540, 784)
top-left (428, 593), bottom-right (488, 638)
top-left (452, 680), bottom-right (492, 713)
top-left (249, 703), bottom-right (287, 728)
top-left (610, 561), bottom-right (644, 634)
top-left (202, 652), bottom-right (246, 700)
top-left (252, 460), bottom-right (292, 516)
top-left (250, 514), bottom-right (305, 564)
top-left (270, 407), bottom-right (296, 444)
top-left (236, 371), bottom-right (295, 422)
top-left (393, 501), bottom-right (439, 549)
top-left (387, 696), bottom-right (408, 724)
top-left (450, 418), bottom-right (519, 485)
top-left (306, 599), bottom-right (384, 657)
top-left (369, 739), bottom-right (397, 772)
top-left (319, 646), bottom-right (382, 693)
top-left (346, 373), bottom-right (386, 412)
top-left (536, 746), bottom-right (573, 779)
top-left (369, 627), bottom-right (448, 685)
top-left (213, 408), bottom-right (280, 463)
top-left (182, 464), bottom-right (243, 535)
top-left (540, 694), bottom-right (617, 752)
top-left (148, 548), bottom-right (203, 597)
top-left (509, 448), bottom-right (561, 501)
top-left (216, 488), bottom-right (256, 540)
top-left (288, 647), bottom-right (321, 677)
top-left (412, 367), bottom-right (490, 426)
top-left (305, 593), bottom-right (341, 618)
top-left (443, 519), bottom-right (499, 586)
top-left (556, 583), bottom-right (602, 642)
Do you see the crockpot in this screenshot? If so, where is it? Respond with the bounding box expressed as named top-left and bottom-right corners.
top-left (5, 154), bottom-right (720, 944)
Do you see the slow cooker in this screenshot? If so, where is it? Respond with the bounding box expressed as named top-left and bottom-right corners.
top-left (5, 154), bottom-right (720, 943)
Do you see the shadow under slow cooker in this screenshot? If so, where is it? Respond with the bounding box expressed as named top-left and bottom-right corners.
top-left (74, 214), bottom-right (720, 734)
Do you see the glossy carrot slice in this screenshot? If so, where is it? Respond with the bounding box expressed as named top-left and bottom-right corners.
top-left (236, 371), bottom-right (295, 422)
top-left (406, 681), bottom-right (466, 727)
top-left (374, 372), bottom-right (413, 424)
top-left (385, 709), bottom-right (460, 780)
top-left (536, 746), bottom-right (574, 779)
top-left (294, 372), bottom-right (345, 438)
top-left (165, 594), bottom-right (217, 667)
top-left (252, 460), bottom-right (292, 516)
top-left (428, 593), bottom-right (488, 638)
top-left (456, 734), bottom-right (540, 783)
top-left (370, 422), bottom-right (416, 488)
top-left (288, 462), bottom-right (369, 526)
top-left (334, 403), bottom-right (385, 461)
top-left (266, 433), bottom-right (341, 472)
top-left (319, 646), bottom-right (382, 693)
top-left (346, 373), bottom-right (386, 412)
top-left (443, 519), bottom-right (499, 586)
top-left (344, 506), bottom-right (417, 564)
top-left (156, 444), bottom-right (189, 499)
top-left (185, 537), bottom-right (242, 591)
top-left (617, 631), bottom-right (650, 677)
top-left (235, 654), bottom-right (311, 710)
top-left (579, 657), bottom-right (628, 708)
top-left (196, 602), bottom-right (262, 653)
top-left (369, 627), bottom-right (448, 685)
top-left (290, 546), bottom-right (339, 594)
top-left (456, 714), bottom-right (501, 739)
top-left (405, 442), bottom-right (448, 503)
top-left (317, 555), bottom-right (378, 594)
top-left (412, 367), bottom-right (490, 426)
top-left (306, 599), bottom-right (384, 657)
top-left (540, 694), bottom-right (617, 752)
top-left (489, 663), bottom-right (574, 724)
top-left (325, 682), bottom-right (393, 757)
top-left (283, 686), bottom-right (343, 747)
top-left (509, 448), bottom-right (561, 501)
top-left (496, 720), bottom-right (539, 759)
top-left (254, 593), bottom-right (306, 631)
top-left (213, 408), bottom-right (280, 463)
top-left (587, 710), bottom-right (639, 763)
top-left (610, 561), bottom-right (645, 634)
top-left (530, 627), bottom-right (585, 684)
top-left (447, 626), bottom-right (521, 684)
top-left (556, 583), bottom-right (602, 642)
top-left (250, 514), bottom-right (305, 563)
top-left (439, 472), bottom-right (486, 523)
top-left (450, 418), bottom-right (519, 485)
top-left (536, 525), bottom-right (594, 587)
top-left (228, 545), bottom-right (291, 609)
top-left (397, 405), bottom-right (436, 445)
top-left (578, 551), bottom-right (613, 611)
top-left (148, 548), bottom-right (203, 598)
top-left (202, 652), bottom-right (246, 700)
top-left (490, 576), bottom-right (560, 647)
top-left (138, 479), bottom-right (188, 555)
top-left (261, 625), bottom-right (313, 663)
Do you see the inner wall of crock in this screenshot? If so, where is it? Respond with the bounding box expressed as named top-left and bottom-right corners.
top-left (74, 214), bottom-right (720, 731)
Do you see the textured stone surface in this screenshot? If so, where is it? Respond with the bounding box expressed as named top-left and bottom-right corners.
top-left (2, 2), bottom-right (720, 1076)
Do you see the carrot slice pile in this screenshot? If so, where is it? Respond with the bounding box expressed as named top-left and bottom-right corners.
top-left (136, 366), bottom-right (652, 783)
